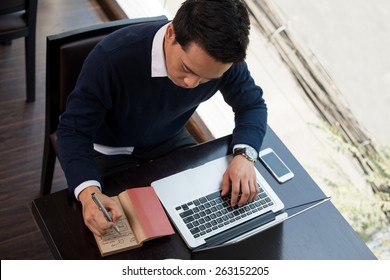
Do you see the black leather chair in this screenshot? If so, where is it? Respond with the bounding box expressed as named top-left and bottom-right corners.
top-left (40, 16), bottom-right (168, 195)
top-left (0, 0), bottom-right (37, 102)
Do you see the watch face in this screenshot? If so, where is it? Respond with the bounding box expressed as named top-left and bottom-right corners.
top-left (234, 147), bottom-right (258, 161)
top-left (246, 147), bottom-right (257, 160)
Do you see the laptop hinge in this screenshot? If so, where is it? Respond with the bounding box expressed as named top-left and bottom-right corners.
top-left (204, 211), bottom-right (275, 248)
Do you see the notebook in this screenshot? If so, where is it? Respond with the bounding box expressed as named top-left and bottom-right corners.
top-left (152, 155), bottom-right (330, 250)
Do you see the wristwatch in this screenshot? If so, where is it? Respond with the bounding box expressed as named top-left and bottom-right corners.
top-left (233, 146), bottom-right (258, 162)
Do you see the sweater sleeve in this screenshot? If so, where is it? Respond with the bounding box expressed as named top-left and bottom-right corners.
top-left (220, 61), bottom-right (268, 153)
top-left (56, 45), bottom-right (114, 197)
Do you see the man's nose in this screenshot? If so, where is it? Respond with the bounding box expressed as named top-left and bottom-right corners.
top-left (183, 75), bottom-right (201, 88)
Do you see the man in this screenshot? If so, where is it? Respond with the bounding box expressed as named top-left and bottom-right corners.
top-left (57, 0), bottom-right (267, 237)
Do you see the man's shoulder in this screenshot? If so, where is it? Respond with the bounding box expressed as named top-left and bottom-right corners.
top-left (221, 61), bottom-right (250, 81)
top-left (99, 21), bottom-right (168, 52)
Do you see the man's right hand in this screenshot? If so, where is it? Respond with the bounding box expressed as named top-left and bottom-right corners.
top-left (78, 186), bottom-right (122, 236)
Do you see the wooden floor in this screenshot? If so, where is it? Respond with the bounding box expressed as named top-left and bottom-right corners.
top-left (0, 0), bottom-right (108, 259)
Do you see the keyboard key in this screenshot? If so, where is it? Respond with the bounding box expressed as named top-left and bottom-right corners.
top-left (183, 216), bottom-right (194, 223)
top-left (190, 227), bottom-right (200, 234)
top-left (180, 209), bottom-right (193, 218)
top-left (206, 191), bottom-right (220, 201)
top-left (182, 204), bottom-right (189, 210)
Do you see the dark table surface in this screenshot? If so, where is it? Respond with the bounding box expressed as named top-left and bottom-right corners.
top-left (32, 127), bottom-right (376, 259)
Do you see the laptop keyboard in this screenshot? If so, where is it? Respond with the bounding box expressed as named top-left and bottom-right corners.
top-left (175, 186), bottom-right (274, 239)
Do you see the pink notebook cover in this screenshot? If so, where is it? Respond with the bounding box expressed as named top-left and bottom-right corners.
top-left (126, 187), bottom-right (174, 239)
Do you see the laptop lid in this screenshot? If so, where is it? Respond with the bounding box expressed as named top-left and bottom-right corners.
top-left (152, 155), bottom-right (285, 250)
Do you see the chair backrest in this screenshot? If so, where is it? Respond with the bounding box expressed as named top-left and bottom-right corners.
top-left (0, 0), bottom-right (26, 14)
top-left (0, 0), bottom-right (37, 39)
top-left (45, 16), bottom-right (168, 136)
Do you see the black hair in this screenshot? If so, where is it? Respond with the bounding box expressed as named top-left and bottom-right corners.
top-left (172, 0), bottom-right (250, 63)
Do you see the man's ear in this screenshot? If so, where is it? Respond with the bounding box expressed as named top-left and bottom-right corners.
top-left (165, 24), bottom-right (176, 43)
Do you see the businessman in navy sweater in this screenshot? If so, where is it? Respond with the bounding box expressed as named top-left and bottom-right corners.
top-left (57, 0), bottom-right (268, 236)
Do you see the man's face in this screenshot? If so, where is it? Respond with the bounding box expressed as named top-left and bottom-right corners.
top-left (164, 24), bottom-right (232, 89)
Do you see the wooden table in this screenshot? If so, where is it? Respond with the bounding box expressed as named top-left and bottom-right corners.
top-left (32, 127), bottom-right (376, 259)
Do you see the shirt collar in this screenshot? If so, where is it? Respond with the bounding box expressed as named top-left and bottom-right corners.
top-left (151, 23), bottom-right (170, 77)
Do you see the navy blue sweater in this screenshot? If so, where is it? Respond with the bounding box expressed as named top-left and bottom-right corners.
top-left (57, 21), bottom-right (267, 195)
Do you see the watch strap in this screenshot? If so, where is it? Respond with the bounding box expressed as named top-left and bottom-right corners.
top-left (233, 147), bottom-right (257, 162)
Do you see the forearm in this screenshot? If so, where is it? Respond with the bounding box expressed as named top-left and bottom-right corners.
top-left (221, 62), bottom-right (268, 151)
top-left (231, 104), bottom-right (267, 152)
top-left (57, 122), bottom-right (102, 197)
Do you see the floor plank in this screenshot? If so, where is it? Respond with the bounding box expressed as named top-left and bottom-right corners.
top-left (0, 0), bottom-right (108, 259)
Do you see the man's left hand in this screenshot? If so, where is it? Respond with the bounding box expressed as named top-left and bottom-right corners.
top-left (221, 155), bottom-right (259, 206)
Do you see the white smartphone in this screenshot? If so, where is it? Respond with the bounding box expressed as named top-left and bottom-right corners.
top-left (259, 148), bottom-right (294, 183)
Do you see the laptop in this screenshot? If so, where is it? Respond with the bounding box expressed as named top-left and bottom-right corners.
top-left (151, 155), bottom-right (329, 250)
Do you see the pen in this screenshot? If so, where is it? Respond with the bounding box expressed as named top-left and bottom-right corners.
top-left (91, 192), bottom-right (120, 234)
